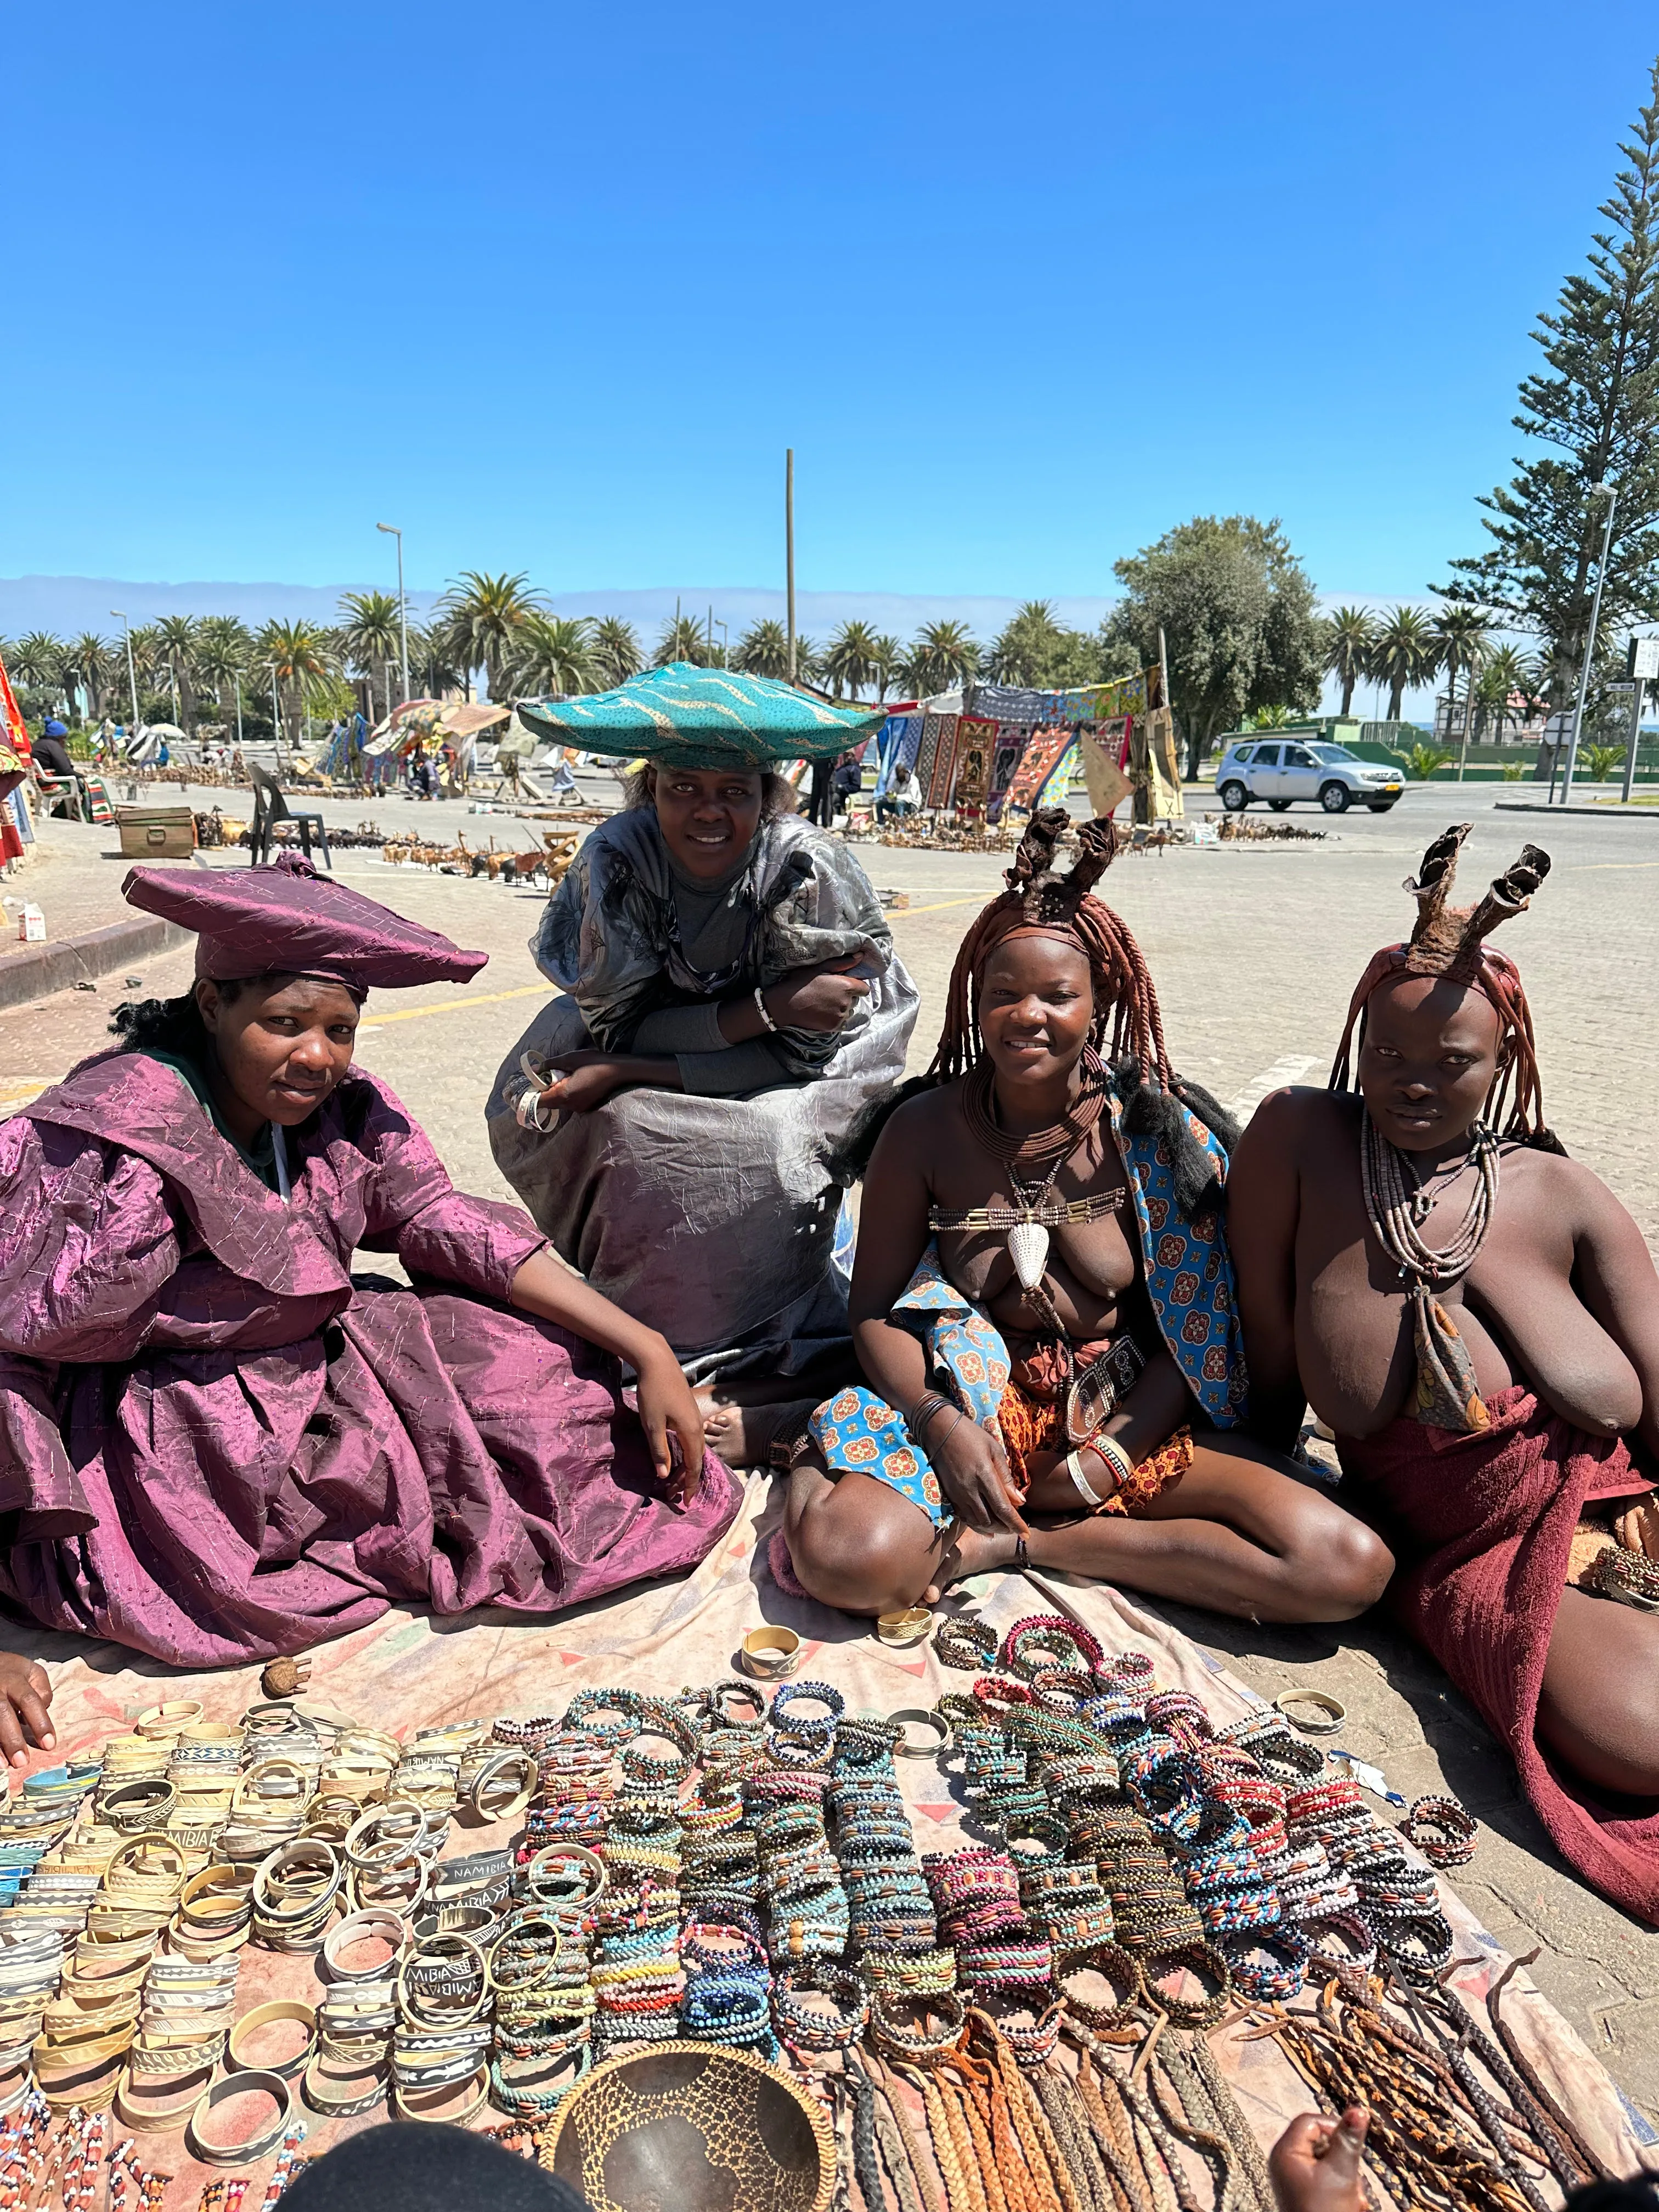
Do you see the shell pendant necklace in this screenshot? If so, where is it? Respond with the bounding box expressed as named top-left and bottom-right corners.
top-left (951, 1048), bottom-right (1115, 1293)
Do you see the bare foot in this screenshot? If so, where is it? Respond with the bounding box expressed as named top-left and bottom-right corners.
top-left (921, 1523), bottom-right (1020, 1604)
top-left (704, 1397), bottom-right (818, 1470)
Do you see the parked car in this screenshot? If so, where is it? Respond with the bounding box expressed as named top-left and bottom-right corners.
top-left (1212, 738), bottom-right (1403, 814)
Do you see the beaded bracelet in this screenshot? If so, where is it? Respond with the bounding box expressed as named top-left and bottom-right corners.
top-left (1055, 1940), bottom-right (1144, 2030)
top-left (1217, 1927), bottom-right (1308, 2003)
top-left (867, 1990), bottom-right (966, 2064)
top-left (771, 1964), bottom-right (868, 2053)
top-left (955, 1937), bottom-right (1055, 1994)
top-left (1398, 1793), bottom-right (1477, 1869)
top-left (1002, 1615), bottom-right (1105, 1681)
top-left (1141, 1938), bottom-right (1232, 2029)
top-left (858, 1943), bottom-right (957, 1997)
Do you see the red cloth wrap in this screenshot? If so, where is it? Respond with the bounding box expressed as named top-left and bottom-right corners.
top-left (1339, 1384), bottom-right (1659, 1922)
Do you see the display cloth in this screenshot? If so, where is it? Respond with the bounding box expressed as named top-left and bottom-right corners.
top-left (5, 1471), bottom-right (1650, 2203)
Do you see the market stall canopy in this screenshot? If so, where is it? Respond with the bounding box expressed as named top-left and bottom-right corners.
top-left (517, 661), bottom-right (882, 768)
top-left (364, 698), bottom-right (510, 757)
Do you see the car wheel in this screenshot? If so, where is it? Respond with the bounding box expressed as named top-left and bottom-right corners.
top-left (1319, 782), bottom-right (1351, 814)
top-left (1268, 799), bottom-right (1291, 812)
top-left (1219, 781), bottom-right (1249, 811)
top-left (1367, 802), bottom-right (1397, 813)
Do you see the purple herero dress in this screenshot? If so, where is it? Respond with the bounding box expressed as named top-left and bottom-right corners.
top-left (0, 1050), bottom-right (740, 1666)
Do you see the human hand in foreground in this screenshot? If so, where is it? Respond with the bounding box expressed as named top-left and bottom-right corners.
top-left (0, 1654), bottom-right (54, 1768)
top-left (634, 1343), bottom-right (707, 1504)
top-left (1268, 2108), bottom-right (1370, 2212)
top-left (763, 957), bottom-right (872, 1035)
top-left (931, 1410), bottom-right (1028, 1537)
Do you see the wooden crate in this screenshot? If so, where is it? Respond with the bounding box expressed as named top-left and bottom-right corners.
top-left (116, 806), bottom-right (196, 859)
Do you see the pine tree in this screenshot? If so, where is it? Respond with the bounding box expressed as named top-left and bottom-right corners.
top-left (1441, 60), bottom-right (1659, 691)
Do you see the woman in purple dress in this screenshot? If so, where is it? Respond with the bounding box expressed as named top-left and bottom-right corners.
top-left (0, 859), bottom-right (739, 1751)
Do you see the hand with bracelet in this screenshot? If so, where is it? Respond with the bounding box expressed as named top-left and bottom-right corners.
top-left (910, 1392), bottom-right (1027, 1539)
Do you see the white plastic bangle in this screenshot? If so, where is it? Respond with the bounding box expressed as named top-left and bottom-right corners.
top-left (753, 985), bottom-right (779, 1035)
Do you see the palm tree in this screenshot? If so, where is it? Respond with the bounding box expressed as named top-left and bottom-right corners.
top-left (985, 601), bottom-right (1065, 687)
top-left (1430, 603), bottom-right (1490, 734)
top-left (869, 634), bottom-right (902, 702)
top-left (61, 633), bottom-right (115, 722)
top-left (1322, 606), bottom-right (1376, 718)
top-left (1473, 642), bottom-right (1528, 741)
top-left (151, 616), bottom-right (203, 735)
top-left (733, 618), bottom-right (792, 680)
top-left (195, 617), bottom-right (252, 738)
top-left (589, 617), bottom-right (643, 689)
top-left (653, 614), bottom-right (713, 668)
top-left (902, 619), bottom-right (980, 698)
top-left (9, 632), bottom-right (66, 699)
top-left (437, 571), bottom-right (544, 702)
top-left (822, 619), bottom-right (882, 700)
top-left (405, 623), bottom-right (465, 702)
top-left (510, 613), bottom-right (596, 698)
top-left (793, 634), bottom-right (821, 684)
top-left (1370, 605), bottom-right (1439, 723)
top-left (337, 590), bottom-right (405, 722)
top-left (256, 619), bottom-right (337, 747)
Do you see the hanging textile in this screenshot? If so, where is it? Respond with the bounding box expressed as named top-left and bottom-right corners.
top-left (986, 726), bottom-right (1027, 821)
top-left (1080, 727), bottom-right (1132, 817)
top-left (950, 717), bottom-right (997, 819)
top-left (924, 713), bottom-right (963, 810)
top-left (1005, 724), bottom-right (1073, 812)
top-left (1144, 705), bottom-right (1185, 820)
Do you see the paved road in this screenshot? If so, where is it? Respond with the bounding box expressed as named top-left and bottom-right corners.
top-left (4, 781), bottom-right (1659, 2111)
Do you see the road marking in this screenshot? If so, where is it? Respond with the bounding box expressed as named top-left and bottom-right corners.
top-left (1570, 860), bottom-right (1659, 873)
top-left (1229, 1053), bottom-right (1320, 1120)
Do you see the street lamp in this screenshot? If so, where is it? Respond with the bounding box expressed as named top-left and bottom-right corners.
top-left (1560, 481), bottom-right (1617, 804)
top-left (110, 610), bottom-right (140, 729)
top-left (376, 523), bottom-right (410, 703)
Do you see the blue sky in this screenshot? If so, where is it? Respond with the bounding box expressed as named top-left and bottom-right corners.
top-left (4, 1), bottom-right (1656, 612)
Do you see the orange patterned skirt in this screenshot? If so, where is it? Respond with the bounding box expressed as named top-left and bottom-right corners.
top-left (996, 1370), bottom-right (1193, 1515)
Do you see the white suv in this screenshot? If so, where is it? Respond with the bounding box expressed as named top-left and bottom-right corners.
top-left (1213, 738), bottom-right (1402, 815)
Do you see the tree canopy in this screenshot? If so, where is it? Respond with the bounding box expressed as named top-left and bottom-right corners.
top-left (1107, 515), bottom-right (1323, 775)
top-left (1441, 59), bottom-right (1659, 693)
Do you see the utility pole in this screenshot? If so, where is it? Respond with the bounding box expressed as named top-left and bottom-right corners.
top-left (786, 448), bottom-right (797, 684)
top-left (377, 523), bottom-right (410, 701)
top-left (1560, 481), bottom-right (1617, 804)
top-left (111, 611), bottom-right (140, 727)
top-left (1455, 652), bottom-right (1480, 782)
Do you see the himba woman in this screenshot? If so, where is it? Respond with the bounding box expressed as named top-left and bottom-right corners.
top-left (0, 858), bottom-right (740, 1754)
top-left (487, 665), bottom-right (918, 1455)
top-left (1231, 826), bottom-right (1659, 1918)
top-left (774, 809), bottom-right (1394, 1620)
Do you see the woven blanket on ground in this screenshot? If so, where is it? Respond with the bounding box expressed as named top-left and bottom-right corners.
top-left (1340, 1385), bottom-right (1659, 1922)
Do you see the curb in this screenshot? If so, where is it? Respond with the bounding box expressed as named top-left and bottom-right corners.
top-left (1494, 800), bottom-right (1659, 819)
top-left (0, 917), bottom-right (194, 1011)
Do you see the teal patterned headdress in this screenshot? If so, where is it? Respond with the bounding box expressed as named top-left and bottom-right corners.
top-left (516, 662), bottom-right (881, 768)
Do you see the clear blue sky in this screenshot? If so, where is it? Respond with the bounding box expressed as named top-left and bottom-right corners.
top-left (5, 1), bottom-right (1656, 608)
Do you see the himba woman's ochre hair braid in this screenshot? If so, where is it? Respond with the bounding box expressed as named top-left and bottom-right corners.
top-left (1329, 822), bottom-right (1561, 1151)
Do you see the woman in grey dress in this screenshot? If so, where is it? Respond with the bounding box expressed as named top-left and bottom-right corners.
top-left (488, 725), bottom-right (918, 1459)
